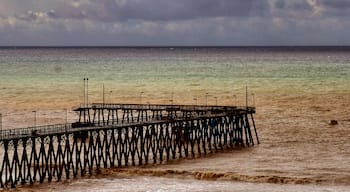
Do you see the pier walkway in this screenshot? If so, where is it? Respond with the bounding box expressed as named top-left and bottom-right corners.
top-left (0, 103), bottom-right (259, 188)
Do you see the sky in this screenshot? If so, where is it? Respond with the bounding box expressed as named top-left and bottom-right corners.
top-left (0, 0), bottom-right (350, 46)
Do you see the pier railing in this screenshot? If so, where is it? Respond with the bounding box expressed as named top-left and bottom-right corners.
top-left (74, 103), bottom-right (255, 113)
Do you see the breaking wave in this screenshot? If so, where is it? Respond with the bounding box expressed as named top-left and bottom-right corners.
top-left (104, 168), bottom-right (332, 185)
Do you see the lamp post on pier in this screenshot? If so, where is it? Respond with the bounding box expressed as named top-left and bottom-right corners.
top-left (252, 93), bottom-right (255, 107)
top-left (233, 95), bottom-right (237, 106)
top-left (86, 78), bottom-right (89, 107)
top-left (32, 111), bottom-right (37, 127)
top-left (110, 91), bottom-right (113, 103)
top-left (64, 108), bottom-right (68, 132)
top-left (83, 78), bottom-right (89, 107)
top-left (140, 92), bottom-right (144, 104)
top-left (0, 113), bottom-right (2, 137)
top-left (102, 83), bottom-right (105, 105)
top-left (65, 108), bottom-right (68, 124)
top-left (170, 92), bottom-right (174, 105)
top-left (83, 78), bottom-right (85, 107)
top-left (205, 93), bottom-right (209, 106)
top-left (214, 97), bottom-right (218, 106)
top-left (245, 86), bottom-right (248, 109)
top-left (193, 97), bottom-right (198, 105)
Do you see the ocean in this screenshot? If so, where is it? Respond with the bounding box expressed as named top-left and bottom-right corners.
top-left (0, 47), bottom-right (349, 191)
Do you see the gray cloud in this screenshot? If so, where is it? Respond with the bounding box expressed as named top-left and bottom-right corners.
top-left (317, 0), bottom-right (350, 17)
top-left (319, 0), bottom-right (350, 9)
top-left (48, 0), bottom-right (269, 22)
top-left (274, 0), bottom-right (312, 10)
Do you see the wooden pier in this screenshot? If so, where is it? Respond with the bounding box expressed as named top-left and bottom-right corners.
top-left (0, 103), bottom-right (259, 188)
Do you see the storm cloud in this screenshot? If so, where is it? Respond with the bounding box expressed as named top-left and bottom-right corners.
top-left (0, 0), bottom-right (350, 46)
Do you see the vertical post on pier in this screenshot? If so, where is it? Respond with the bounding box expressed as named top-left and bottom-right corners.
top-left (32, 111), bottom-right (37, 127)
top-left (245, 86), bottom-right (248, 109)
top-left (205, 93), bottom-right (209, 106)
top-left (140, 92), bottom-right (144, 104)
top-left (83, 78), bottom-right (89, 107)
top-left (252, 93), bottom-right (255, 107)
top-left (171, 92), bottom-right (174, 105)
top-left (102, 83), bottom-right (105, 105)
top-left (0, 113), bottom-right (2, 138)
top-left (65, 108), bottom-right (68, 132)
top-left (87, 78), bottom-right (89, 107)
top-left (83, 78), bottom-right (86, 107)
top-left (65, 108), bottom-right (68, 124)
top-left (233, 95), bottom-right (237, 106)
top-left (110, 91), bottom-right (113, 103)
top-left (214, 96), bottom-right (218, 106)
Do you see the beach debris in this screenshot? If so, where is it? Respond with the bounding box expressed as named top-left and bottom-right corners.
top-left (328, 120), bottom-right (338, 125)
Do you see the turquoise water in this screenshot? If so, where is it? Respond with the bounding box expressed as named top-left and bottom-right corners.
top-left (1, 48), bottom-right (349, 109)
top-left (0, 47), bottom-right (350, 191)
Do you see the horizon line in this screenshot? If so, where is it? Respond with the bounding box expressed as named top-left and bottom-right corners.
top-left (1, 45), bottom-right (350, 49)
